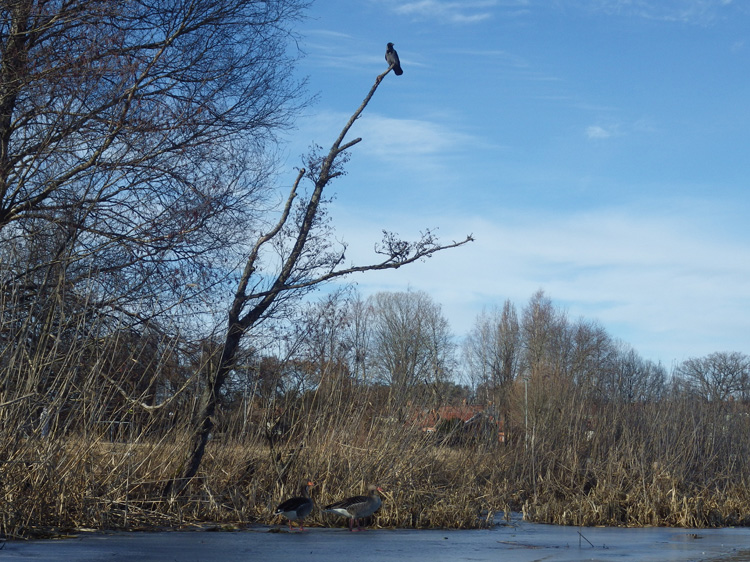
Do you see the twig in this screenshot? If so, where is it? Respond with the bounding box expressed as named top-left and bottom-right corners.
top-left (0, 393), bottom-right (35, 408)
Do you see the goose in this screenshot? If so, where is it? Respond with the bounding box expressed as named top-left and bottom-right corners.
top-left (274, 479), bottom-right (314, 531)
top-left (324, 484), bottom-right (383, 531)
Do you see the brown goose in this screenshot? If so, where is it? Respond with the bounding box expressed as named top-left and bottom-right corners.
top-left (324, 484), bottom-right (383, 531)
top-left (274, 479), bottom-right (315, 531)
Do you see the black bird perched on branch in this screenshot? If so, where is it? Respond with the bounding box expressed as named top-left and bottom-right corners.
top-left (385, 42), bottom-right (403, 75)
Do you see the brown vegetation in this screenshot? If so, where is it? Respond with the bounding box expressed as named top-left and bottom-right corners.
top-left (3, 361), bottom-right (750, 538)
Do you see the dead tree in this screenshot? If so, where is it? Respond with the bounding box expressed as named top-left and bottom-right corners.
top-left (165, 66), bottom-right (473, 497)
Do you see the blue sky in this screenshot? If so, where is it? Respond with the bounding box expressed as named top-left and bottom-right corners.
top-left (283, 0), bottom-right (750, 367)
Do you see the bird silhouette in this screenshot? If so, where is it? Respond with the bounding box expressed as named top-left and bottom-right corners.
top-left (385, 43), bottom-right (403, 76)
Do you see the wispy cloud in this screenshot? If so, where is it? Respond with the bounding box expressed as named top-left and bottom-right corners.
top-left (586, 125), bottom-right (614, 139)
top-left (390, 0), bottom-right (746, 26)
top-left (452, 49), bottom-right (530, 68)
top-left (304, 51), bottom-right (384, 72)
top-left (288, 110), bottom-right (490, 184)
top-left (580, 0), bottom-right (743, 25)
top-left (585, 118), bottom-right (658, 139)
top-left (385, 0), bottom-right (519, 24)
top-left (352, 113), bottom-right (478, 159)
top-left (305, 29), bottom-right (353, 41)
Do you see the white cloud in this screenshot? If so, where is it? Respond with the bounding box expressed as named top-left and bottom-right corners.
top-left (586, 125), bottom-right (613, 139)
top-left (305, 29), bottom-right (353, 41)
top-left (453, 49), bottom-right (530, 68)
top-left (586, 119), bottom-right (655, 139)
top-left (390, 0), bottom-right (500, 24)
top-left (291, 109), bottom-right (486, 170)
top-left (283, 110), bottom-right (495, 202)
top-left (330, 204), bottom-right (750, 365)
top-left (351, 113), bottom-right (478, 159)
top-left (581, 0), bottom-right (742, 25)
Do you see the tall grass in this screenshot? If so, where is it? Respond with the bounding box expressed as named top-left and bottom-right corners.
top-left (2, 386), bottom-right (750, 537)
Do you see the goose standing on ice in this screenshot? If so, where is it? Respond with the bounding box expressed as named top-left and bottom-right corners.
top-left (324, 484), bottom-right (383, 531)
top-left (274, 479), bottom-right (315, 531)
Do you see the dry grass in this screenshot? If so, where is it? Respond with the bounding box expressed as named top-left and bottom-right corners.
top-left (3, 391), bottom-right (750, 538)
top-left (0, 431), bottom-right (502, 537)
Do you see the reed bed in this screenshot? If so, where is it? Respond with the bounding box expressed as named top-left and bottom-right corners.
top-left (3, 326), bottom-right (750, 538)
top-left (3, 391), bottom-right (750, 539)
top-left (0, 430), bottom-right (503, 537)
top-left (5, 392), bottom-right (750, 539)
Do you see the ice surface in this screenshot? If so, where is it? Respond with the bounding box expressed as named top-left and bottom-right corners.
top-left (3, 514), bottom-right (750, 561)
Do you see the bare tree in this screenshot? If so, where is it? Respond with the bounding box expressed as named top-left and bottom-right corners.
top-left (345, 291), bottom-right (374, 384)
top-left (166, 68), bottom-right (473, 495)
top-left (368, 289), bottom-right (455, 412)
top-left (1, 0), bottom-right (308, 324)
top-left (597, 342), bottom-right (666, 403)
top-left (520, 289), bottom-right (569, 380)
top-left (1, 0), bottom-right (312, 455)
top-left (567, 318), bottom-right (614, 393)
top-left (294, 288), bottom-right (354, 394)
top-left (463, 300), bottom-right (520, 416)
top-left (677, 351), bottom-right (750, 402)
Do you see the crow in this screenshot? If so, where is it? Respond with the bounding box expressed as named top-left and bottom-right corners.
top-left (385, 42), bottom-right (403, 76)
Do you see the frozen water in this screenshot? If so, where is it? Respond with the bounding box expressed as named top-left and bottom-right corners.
top-left (3, 513), bottom-right (750, 561)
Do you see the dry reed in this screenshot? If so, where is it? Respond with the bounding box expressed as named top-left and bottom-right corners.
top-left (3, 387), bottom-right (750, 538)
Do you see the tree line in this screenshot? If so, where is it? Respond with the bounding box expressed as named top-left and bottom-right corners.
top-left (216, 287), bottom-right (748, 437)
